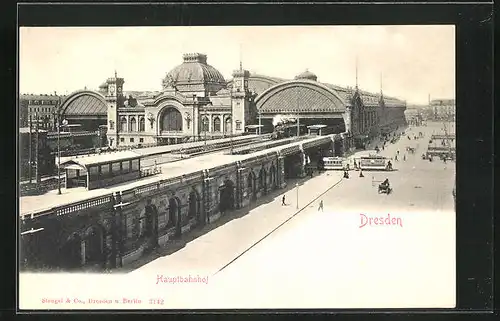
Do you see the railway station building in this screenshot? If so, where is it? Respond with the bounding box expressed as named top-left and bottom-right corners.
top-left (47, 52), bottom-right (406, 151)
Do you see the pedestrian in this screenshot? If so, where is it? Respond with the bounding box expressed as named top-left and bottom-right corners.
top-left (359, 170), bottom-right (364, 177)
top-left (282, 195), bottom-right (286, 206)
top-left (403, 154), bottom-right (406, 161)
top-left (318, 200), bottom-right (324, 211)
top-left (395, 154), bottom-right (398, 161)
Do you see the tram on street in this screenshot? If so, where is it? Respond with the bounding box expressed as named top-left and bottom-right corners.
top-left (358, 154), bottom-right (392, 171)
top-left (322, 156), bottom-right (347, 170)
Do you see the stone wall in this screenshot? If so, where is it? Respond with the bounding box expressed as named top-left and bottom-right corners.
top-left (20, 135), bottom-right (336, 271)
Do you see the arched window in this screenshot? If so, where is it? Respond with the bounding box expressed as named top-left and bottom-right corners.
top-left (201, 116), bottom-right (209, 132)
top-left (225, 117), bottom-right (232, 134)
top-left (213, 117), bottom-right (221, 132)
top-left (120, 117), bottom-right (127, 132)
top-left (130, 117), bottom-right (137, 132)
top-left (161, 107), bottom-right (183, 131)
top-left (139, 117), bottom-right (145, 132)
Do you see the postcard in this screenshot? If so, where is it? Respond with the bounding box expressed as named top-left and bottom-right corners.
top-left (19, 25), bottom-right (456, 309)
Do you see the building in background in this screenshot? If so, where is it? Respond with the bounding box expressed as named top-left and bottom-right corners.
top-left (18, 93), bottom-right (65, 129)
top-left (19, 127), bottom-right (52, 181)
top-left (404, 105), bottom-right (426, 126)
top-left (430, 99), bottom-right (455, 121)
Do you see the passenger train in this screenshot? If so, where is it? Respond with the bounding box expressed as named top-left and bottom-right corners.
top-left (272, 123), bottom-right (307, 140)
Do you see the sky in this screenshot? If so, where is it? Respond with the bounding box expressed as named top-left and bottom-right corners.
top-left (19, 26), bottom-right (455, 104)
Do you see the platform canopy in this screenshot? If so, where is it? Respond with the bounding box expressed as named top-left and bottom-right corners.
top-left (59, 150), bottom-right (140, 169)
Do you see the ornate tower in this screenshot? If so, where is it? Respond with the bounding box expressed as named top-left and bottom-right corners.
top-left (230, 68), bottom-right (250, 135)
top-left (105, 71), bottom-right (125, 147)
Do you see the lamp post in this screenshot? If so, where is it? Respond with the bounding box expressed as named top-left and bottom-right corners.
top-left (258, 110), bottom-right (262, 135)
top-left (203, 106), bottom-right (208, 146)
top-left (230, 121), bottom-right (234, 154)
top-left (296, 113), bottom-right (300, 137)
top-left (35, 112), bottom-right (40, 184)
top-left (296, 182), bottom-right (299, 209)
top-left (192, 94), bottom-right (196, 142)
top-left (57, 117), bottom-right (68, 195)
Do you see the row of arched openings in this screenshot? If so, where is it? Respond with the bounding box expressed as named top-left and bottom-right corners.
top-left (200, 116), bottom-right (232, 133)
top-left (57, 167), bottom-right (278, 270)
top-left (120, 117), bottom-right (145, 132)
top-left (59, 226), bottom-right (105, 270)
top-left (247, 165), bottom-right (277, 200)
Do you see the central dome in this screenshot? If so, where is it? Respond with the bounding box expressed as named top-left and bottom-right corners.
top-left (163, 53), bottom-right (226, 94)
top-left (295, 69), bottom-right (318, 81)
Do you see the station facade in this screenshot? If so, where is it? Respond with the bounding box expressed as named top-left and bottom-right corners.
top-left (48, 52), bottom-right (406, 150)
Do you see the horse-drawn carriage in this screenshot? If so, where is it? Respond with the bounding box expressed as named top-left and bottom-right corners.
top-left (378, 180), bottom-right (392, 194)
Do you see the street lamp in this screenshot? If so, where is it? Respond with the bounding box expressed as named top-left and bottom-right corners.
top-left (192, 94), bottom-right (196, 142)
top-left (296, 113), bottom-right (300, 137)
top-left (203, 106), bottom-right (208, 146)
top-left (57, 117), bottom-right (68, 195)
top-left (258, 110), bottom-right (262, 135)
top-left (296, 182), bottom-right (299, 209)
top-left (230, 121), bottom-right (234, 154)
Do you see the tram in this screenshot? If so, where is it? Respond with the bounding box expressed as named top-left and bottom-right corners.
top-left (322, 156), bottom-right (347, 170)
top-left (358, 154), bottom-right (392, 171)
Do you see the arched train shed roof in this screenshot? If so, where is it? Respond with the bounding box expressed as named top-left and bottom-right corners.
top-left (227, 74), bottom-right (285, 96)
top-left (60, 90), bottom-right (107, 117)
top-left (255, 80), bottom-right (346, 114)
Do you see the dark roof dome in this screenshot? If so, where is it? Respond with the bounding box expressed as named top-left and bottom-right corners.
top-left (163, 53), bottom-right (226, 90)
top-left (295, 69), bottom-right (318, 81)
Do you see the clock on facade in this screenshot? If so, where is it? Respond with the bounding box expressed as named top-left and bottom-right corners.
top-left (117, 86), bottom-right (122, 94)
top-left (109, 84), bottom-right (116, 94)
top-left (234, 80), bottom-right (242, 88)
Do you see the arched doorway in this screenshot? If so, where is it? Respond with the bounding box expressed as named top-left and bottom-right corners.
top-left (59, 233), bottom-right (82, 270)
top-left (162, 107), bottom-right (183, 132)
top-left (283, 153), bottom-right (303, 179)
top-left (259, 167), bottom-right (267, 194)
top-left (188, 189), bottom-right (201, 226)
top-left (82, 226), bottom-right (104, 267)
top-left (247, 172), bottom-right (256, 202)
top-left (334, 139), bottom-right (343, 156)
top-left (219, 179), bottom-right (235, 214)
top-left (168, 197), bottom-right (182, 237)
top-left (269, 165), bottom-right (276, 190)
top-left (144, 200), bottom-right (159, 249)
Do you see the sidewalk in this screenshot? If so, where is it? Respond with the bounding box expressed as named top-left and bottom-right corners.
top-left (127, 171), bottom-right (344, 275)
